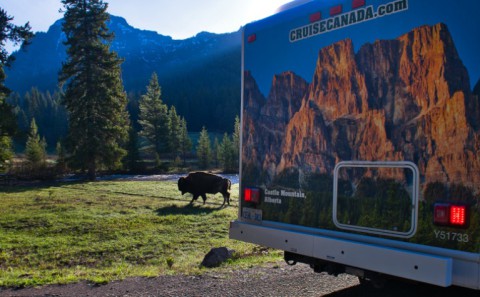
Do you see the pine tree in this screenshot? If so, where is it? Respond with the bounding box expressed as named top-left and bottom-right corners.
top-left (0, 136), bottom-right (13, 173)
top-left (196, 126), bottom-right (211, 169)
top-left (22, 88), bottom-right (68, 150)
top-left (123, 125), bottom-right (141, 172)
top-left (219, 132), bottom-right (235, 172)
top-left (56, 141), bottom-right (67, 173)
top-left (138, 72), bottom-right (170, 158)
top-left (218, 116), bottom-right (240, 172)
top-left (213, 137), bottom-right (220, 168)
top-left (0, 81), bottom-right (15, 172)
top-left (25, 119), bottom-right (46, 169)
top-left (178, 117), bottom-right (192, 166)
top-left (0, 8), bottom-right (33, 171)
top-left (59, 0), bottom-right (129, 180)
top-left (168, 106), bottom-right (181, 160)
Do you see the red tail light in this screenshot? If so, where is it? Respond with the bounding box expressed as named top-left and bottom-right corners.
top-left (450, 205), bottom-right (467, 226)
top-left (434, 203), bottom-right (469, 228)
top-left (244, 187), bottom-right (260, 203)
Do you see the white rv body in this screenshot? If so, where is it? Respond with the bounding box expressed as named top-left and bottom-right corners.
top-left (230, 0), bottom-right (480, 290)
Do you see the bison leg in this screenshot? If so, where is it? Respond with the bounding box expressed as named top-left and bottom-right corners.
top-left (221, 192), bottom-right (230, 206)
top-left (221, 194), bottom-right (227, 206)
top-left (190, 194), bottom-right (199, 204)
top-left (221, 179), bottom-right (231, 206)
top-left (201, 193), bottom-right (207, 204)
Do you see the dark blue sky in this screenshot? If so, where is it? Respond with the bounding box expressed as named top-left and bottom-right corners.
top-left (244, 0), bottom-right (480, 97)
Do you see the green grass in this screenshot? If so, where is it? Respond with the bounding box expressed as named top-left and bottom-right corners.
top-left (0, 180), bottom-right (281, 287)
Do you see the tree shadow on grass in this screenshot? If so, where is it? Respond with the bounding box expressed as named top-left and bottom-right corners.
top-left (155, 203), bottom-right (223, 216)
top-left (0, 179), bottom-right (122, 195)
top-left (0, 180), bottom-right (72, 193)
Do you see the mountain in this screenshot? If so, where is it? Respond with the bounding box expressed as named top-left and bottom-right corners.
top-left (244, 23), bottom-right (480, 190)
top-left (5, 15), bottom-right (241, 132)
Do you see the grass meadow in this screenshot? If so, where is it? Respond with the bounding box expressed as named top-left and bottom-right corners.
top-left (0, 180), bottom-right (281, 287)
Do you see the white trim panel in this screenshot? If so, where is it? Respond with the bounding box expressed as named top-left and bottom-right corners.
top-left (230, 222), bottom-right (465, 288)
top-left (230, 221), bottom-right (314, 256)
top-left (312, 235), bottom-right (452, 287)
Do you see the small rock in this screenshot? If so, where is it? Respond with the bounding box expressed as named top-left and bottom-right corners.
top-left (201, 247), bottom-right (235, 268)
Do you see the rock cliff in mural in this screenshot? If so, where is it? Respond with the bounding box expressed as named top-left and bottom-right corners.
top-left (243, 23), bottom-right (480, 189)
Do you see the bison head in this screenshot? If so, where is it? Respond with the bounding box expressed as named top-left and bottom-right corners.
top-left (178, 177), bottom-right (188, 195)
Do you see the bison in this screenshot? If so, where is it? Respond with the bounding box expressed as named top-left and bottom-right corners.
top-left (178, 172), bottom-right (231, 206)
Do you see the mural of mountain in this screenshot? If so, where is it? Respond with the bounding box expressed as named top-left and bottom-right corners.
top-left (244, 23), bottom-right (480, 189)
top-left (6, 15), bottom-right (241, 132)
top-left (242, 71), bottom-right (308, 181)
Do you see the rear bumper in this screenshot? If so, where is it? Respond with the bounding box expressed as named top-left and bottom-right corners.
top-left (229, 221), bottom-right (480, 289)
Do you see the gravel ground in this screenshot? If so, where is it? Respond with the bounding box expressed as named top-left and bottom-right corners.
top-left (1, 261), bottom-right (479, 297)
top-left (1, 262), bottom-right (357, 297)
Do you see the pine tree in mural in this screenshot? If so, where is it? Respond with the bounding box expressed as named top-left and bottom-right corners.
top-left (59, 0), bottom-right (129, 180)
top-left (232, 115), bottom-right (240, 170)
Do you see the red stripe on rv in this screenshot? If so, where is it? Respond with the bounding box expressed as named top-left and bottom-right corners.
top-left (247, 34), bottom-right (256, 43)
top-left (330, 5), bottom-right (343, 16)
top-left (352, 0), bottom-right (366, 9)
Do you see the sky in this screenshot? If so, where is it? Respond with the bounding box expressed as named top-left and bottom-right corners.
top-left (1, 0), bottom-right (293, 39)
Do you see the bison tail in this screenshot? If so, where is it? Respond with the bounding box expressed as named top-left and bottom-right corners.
top-left (227, 179), bottom-right (231, 190)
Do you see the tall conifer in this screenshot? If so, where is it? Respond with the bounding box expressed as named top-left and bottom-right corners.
top-left (219, 132), bottom-right (234, 172)
top-left (0, 8), bottom-right (32, 172)
top-left (56, 141), bottom-right (68, 173)
top-left (213, 137), bottom-right (220, 168)
top-left (196, 126), bottom-right (211, 169)
top-left (138, 72), bottom-right (170, 157)
top-left (123, 124), bottom-right (141, 172)
top-left (25, 119), bottom-right (46, 169)
top-left (178, 117), bottom-right (192, 166)
top-left (168, 106), bottom-right (181, 159)
top-left (59, 0), bottom-right (129, 180)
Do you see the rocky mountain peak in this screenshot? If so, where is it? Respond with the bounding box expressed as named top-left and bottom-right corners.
top-left (307, 38), bottom-right (369, 122)
top-left (396, 23), bottom-right (470, 113)
top-left (266, 71), bottom-right (308, 122)
top-left (244, 71), bottom-right (265, 113)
